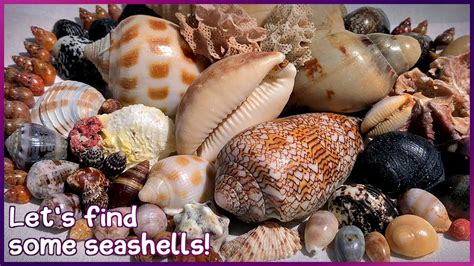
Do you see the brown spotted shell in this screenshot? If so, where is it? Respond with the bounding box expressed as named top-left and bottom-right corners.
top-left (84, 15), bottom-right (204, 117)
top-left (214, 113), bottom-right (364, 223)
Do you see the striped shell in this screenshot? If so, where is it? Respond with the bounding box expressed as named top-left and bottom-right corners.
top-left (84, 15), bottom-right (203, 116)
top-left (139, 155), bottom-right (214, 215)
top-left (220, 222), bottom-right (301, 262)
top-left (214, 113), bottom-right (364, 223)
top-left (27, 160), bottom-right (80, 199)
top-left (30, 81), bottom-right (105, 137)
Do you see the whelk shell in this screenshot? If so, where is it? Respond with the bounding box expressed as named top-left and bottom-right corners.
top-left (304, 210), bottom-right (338, 254)
top-left (176, 51), bottom-right (296, 161)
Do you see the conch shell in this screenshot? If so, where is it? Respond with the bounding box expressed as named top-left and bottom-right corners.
top-left (175, 52), bottom-right (296, 162)
top-left (84, 15), bottom-right (203, 116)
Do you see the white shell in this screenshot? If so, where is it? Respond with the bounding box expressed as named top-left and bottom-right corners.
top-left (133, 204), bottom-right (167, 238)
top-left (138, 155), bottom-right (215, 215)
top-left (30, 81), bottom-right (105, 137)
top-left (304, 210), bottom-right (339, 254)
top-left (84, 15), bottom-right (203, 117)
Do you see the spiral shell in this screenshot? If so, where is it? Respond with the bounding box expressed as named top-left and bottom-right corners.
top-left (66, 167), bottom-right (109, 193)
top-left (39, 193), bottom-right (81, 228)
top-left (133, 204), bottom-right (167, 238)
top-left (434, 27), bottom-right (455, 50)
top-left (220, 222), bottom-right (301, 262)
top-left (215, 113), bottom-right (363, 223)
top-left (412, 20), bottom-right (428, 35)
top-left (95, 5), bottom-right (109, 19)
top-left (139, 155), bottom-right (214, 215)
top-left (26, 160), bottom-right (80, 199)
top-left (80, 147), bottom-right (104, 169)
top-left (31, 26), bottom-right (57, 51)
top-left (24, 41), bottom-right (51, 62)
top-left (335, 225), bottom-right (365, 262)
top-left (304, 210), bottom-right (339, 254)
top-left (79, 7), bottom-right (96, 30)
top-left (94, 207), bottom-right (132, 240)
top-left (100, 151), bottom-right (126, 179)
top-left (391, 17), bottom-right (411, 35)
top-left (108, 160), bottom-right (149, 209)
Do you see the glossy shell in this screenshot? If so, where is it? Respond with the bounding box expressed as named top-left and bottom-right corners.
top-left (412, 20), bottom-right (428, 35)
top-left (39, 193), bottom-right (81, 228)
top-left (441, 35), bottom-right (470, 56)
top-left (365, 232), bottom-right (390, 262)
top-left (5, 185), bottom-right (32, 204)
top-left (434, 27), bottom-right (455, 50)
top-left (139, 155), bottom-right (214, 215)
top-left (304, 210), bottom-right (339, 254)
top-left (133, 204), bottom-right (167, 238)
top-left (385, 215), bottom-right (439, 258)
top-left (94, 207), bottom-right (132, 240)
top-left (84, 15), bottom-right (203, 116)
top-left (108, 160), bottom-right (149, 209)
top-left (52, 19), bottom-right (87, 39)
top-left (399, 188), bottom-right (451, 232)
top-left (31, 26), bottom-right (57, 51)
top-left (79, 8), bottom-right (96, 30)
top-left (6, 123), bottom-right (68, 169)
top-left (66, 167), bottom-right (109, 193)
top-left (214, 113), bottom-right (364, 223)
top-left (30, 81), bottom-right (105, 137)
top-left (356, 132), bottom-right (445, 197)
top-left (391, 17), bottom-right (411, 35)
top-left (5, 86), bottom-right (35, 108)
top-left (437, 175), bottom-right (470, 219)
top-left (174, 202), bottom-right (229, 251)
top-left (26, 160), bottom-right (80, 199)
top-left (100, 151), bottom-right (126, 178)
top-left (344, 7), bottom-right (390, 34)
top-left (88, 19), bottom-right (117, 41)
top-left (448, 219), bottom-right (470, 241)
top-left (24, 41), bottom-right (51, 62)
top-left (328, 184), bottom-right (399, 234)
top-left (402, 32), bottom-right (435, 71)
top-left (335, 225), bottom-right (365, 262)
top-left (220, 222), bottom-right (301, 262)
top-left (175, 52), bottom-right (296, 162)
top-left (108, 4), bottom-right (122, 21)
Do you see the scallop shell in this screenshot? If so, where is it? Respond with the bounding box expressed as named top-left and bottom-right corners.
top-left (304, 210), bottom-right (339, 254)
top-left (84, 15), bottom-right (203, 117)
top-left (26, 160), bottom-right (80, 199)
top-left (214, 113), bottom-right (363, 223)
top-left (30, 81), bottom-right (105, 137)
top-left (220, 222), bottom-right (301, 262)
top-left (175, 52), bottom-right (296, 162)
top-left (39, 193), bottom-right (81, 229)
top-left (139, 155), bottom-right (214, 215)
top-left (399, 188), bottom-right (451, 232)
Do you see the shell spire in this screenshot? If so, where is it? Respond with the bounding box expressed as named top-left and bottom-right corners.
top-left (84, 35), bottom-right (111, 83)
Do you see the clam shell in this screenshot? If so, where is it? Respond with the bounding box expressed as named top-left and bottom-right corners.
top-left (139, 155), bottom-right (214, 215)
top-left (304, 210), bottom-right (339, 254)
top-left (30, 81), bottom-right (105, 137)
top-left (220, 222), bottom-right (301, 262)
top-left (6, 123), bottom-right (68, 169)
top-left (175, 51), bottom-right (296, 162)
top-left (39, 193), bottom-right (81, 228)
top-left (84, 15), bottom-right (203, 116)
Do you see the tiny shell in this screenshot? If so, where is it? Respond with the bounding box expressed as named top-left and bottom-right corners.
top-left (69, 218), bottom-right (94, 241)
top-left (66, 167), bottom-right (109, 193)
top-left (98, 99), bottom-right (122, 114)
top-left (14, 71), bottom-right (44, 96)
top-left (304, 210), bottom-right (338, 254)
top-left (108, 160), bottom-right (149, 209)
top-left (139, 155), bottom-right (214, 215)
top-left (79, 7), bottom-right (96, 30)
top-left (80, 147), bottom-right (104, 169)
top-left (399, 188), bottom-right (451, 232)
top-left (441, 35), bottom-right (470, 56)
top-left (412, 20), bottom-right (428, 35)
top-left (31, 26), bottom-right (57, 51)
top-left (52, 19), bottom-right (87, 39)
top-left (108, 4), bottom-right (122, 21)
top-left (344, 7), bottom-right (390, 34)
top-left (335, 225), bottom-right (365, 262)
top-left (94, 207), bottom-right (132, 240)
top-left (448, 219), bottom-right (470, 241)
top-left (39, 193), bottom-right (82, 228)
top-left (220, 221), bottom-right (301, 262)
top-left (95, 5), bottom-right (109, 19)
top-left (391, 17), bottom-right (411, 35)
top-left (24, 41), bottom-right (51, 62)
top-left (5, 87), bottom-right (35, 108)
top-left (12, 55), bottom-right (34, 72)
top-left (434, 27), bottom-right (455, 50)
top-left (133, 204), bottom-right (167, 238)
top-left (5, 185), bottom-right (32, 204)
top-left (385, 215), bottom-right (439, 258)
top-left (32, 59), bottom-right (56, 86)
top-left (26, 160), bottom-right (79, 199)
top-left (100, 151), bottom-right (126, 179)
top-left (5, 170), bottom-right (28, 188)
top-left (365, 232), bottom-right (390, 262)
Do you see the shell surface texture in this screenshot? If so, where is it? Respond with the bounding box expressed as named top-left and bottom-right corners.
top-left (215, 113), bottom-right (363, 223)
top-left (343, 7), bottom-right (390, 34)
top-left (30, 81), bottom-right (106, 137)
top-left (133, 204), bottom-right (167, 238)
top-left (334, 225), bottom-right (365, 262)
top-left (385, 214), bottom-right (439, 258)
top-left (437, 174), bottom-right (469, 219)
top-left (108, 160), bottom-right (149, 209)
top-left (6, 123), bottom-right (68, 169)
top-left (139, 155), bottom-right (215, 215)
top-left (66, 167), bottom-right (109, 193)
top-left (220, 222), bottom-right (301, 262)
top-left (328, 184), bottom-right (399, 234)
top-left (52, 19), bottom-right (88, 39)
top-left (175, 51), bottom-right (296, 162)
top-left (365, 231), bottom-right (390, 262)
top-left (26, 160), bottom-right (80, 199)
top-left (304, 210), bottom-right (339, 254)
top-left (84, 15), bottom-right (203, 116)
top-left (39, 193), bottom-right (81, 228)
top-left (356, 131), bottom-right (445, 197)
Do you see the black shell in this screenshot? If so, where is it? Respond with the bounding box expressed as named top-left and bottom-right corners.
top-left (434, 175), bottom-right (469, 220)
top-left (328, 184), bottom-right (398, 235)
top-left (356, 132), bottom-right (445, 197)
top-left (100, 151), bottom-right (127, 179)
top-left (402, 32), bottom-right (435, 71)
top-left (80, 147), bottom-right (104, 169)
top-left (118, 4), bottom-right (160, 23)
top-left (344, 7), bottom-right (390, 34)
top-left (88, 19), bottom-right (117, 41)
top-left (51, 35), bottom-right (105, 88)
top-left (52, 19), bottom-right (88, 39)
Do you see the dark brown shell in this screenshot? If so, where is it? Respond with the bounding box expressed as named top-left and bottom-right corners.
top-left (344, 7), bottom-right (390, 34)
top-left (98, 99), bottom-right (123, 114)
top-left (67, 167), bottom-right (109, 193)
top-left (412, 20), bottom-right (428, 35)
top-left (434, 27), bottom-right (455, 50)
top-left (82, 185), bottom-right (108, 212)
top-left (100, 151), bottom-right (127, 179)
top-left (108, 160), bottom-right (149, 209)
top-left (80, 147), bottom-right (104, 168)
top-left (391, 17), bottom-right (411, 35)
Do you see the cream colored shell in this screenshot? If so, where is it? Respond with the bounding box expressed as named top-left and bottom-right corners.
top-left (84, 15), bottom-right (203, 117)
top-left (138, 155), bottom-right (215, 215)
top-left (304, 210), bottom-right (339, 254)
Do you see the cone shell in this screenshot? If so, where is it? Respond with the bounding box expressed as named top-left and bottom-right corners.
top-left (139, 155), bottom-right (214, 215)
top-left (84, 15), bottom-right (203, 116)
top-left (30, 81), bottom-right (105, 137)
top-left (26, 160), bottom-right (80, 199)
top-left (108, 160), bottom-right (149, 209)
top-left (214, 113), bottom-right (363, 223)
top-left (39, 193), bottom-right (81, 228)
top-left (176, 52), bottom-right (296, 161)
top-left (220, 222), bottom-right (301, 262)
top-left (6, 123), bottom-right (68, 170)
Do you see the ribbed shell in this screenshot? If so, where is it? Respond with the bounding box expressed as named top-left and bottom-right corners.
top-left (100, 151), bottom-right (126, 178)
top-left (215, 113), bottom-right (364, 223)
top-left (108, 160), bottom-right (149, 209)
top-left (80, 147), bottom-right (104, 168)
top-left (220, 222), bottom-right (301, 262)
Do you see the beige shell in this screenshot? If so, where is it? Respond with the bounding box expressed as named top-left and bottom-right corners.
top-left (441, 35), bottom-right (470, 56)
top-left (138, 155), bottom-right (214, 215)
top-left (365, 232), bottom-right (390, 262)
top-left (31, 81), bottom-right (105, 137)
top-left (220, 222), bottom-right (301, 262)
top-left (84, 15), bottom-right (203, 117)
top-left (361, 94), bottom-right (416, 137)
top-left (398, 188), bottom-right (452, 232)
top-left (175, 52), bottom-right (296, 162)
top-left (385, 215), bottom-right (439, 258)
top-left (304, 210), bottom-right (339, 254)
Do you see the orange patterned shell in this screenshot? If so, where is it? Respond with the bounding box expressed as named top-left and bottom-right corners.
top-left (214, 113), bottom-right (364, 223)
